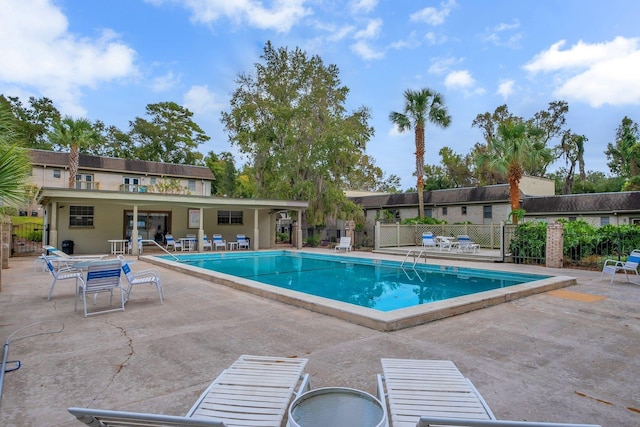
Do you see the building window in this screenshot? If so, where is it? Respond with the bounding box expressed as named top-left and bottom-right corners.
top-left (568, 216), bottom-right (577, 222)
top-left (188, 180), bottom-right (196, 192)
top-left (600, 217), bottom-right (610, 226)
top-left (425, 208), bottom-right (432, 218)
top-left (53, 169), bottom-right (61, 178)
top-left (76, 173), bottom-right (95, 189)
top-left (69, 206), bottom-right (94, 227)
top-left (218, 210), bottom-right (243, 225)
top-left (483, 206), bottom-right (492, 219)
top-left (461, 206), bottom-right (467, 215)
top-left (442, 207), bottom-right (448, 216)
top-left (150, 177), bottom-right (157, 185)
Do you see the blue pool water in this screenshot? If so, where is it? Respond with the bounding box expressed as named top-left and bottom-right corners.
top-left (163, 251), bottom-right (549, 312)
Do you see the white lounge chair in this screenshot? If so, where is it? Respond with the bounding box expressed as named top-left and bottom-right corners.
top-left (422, 232), bottom-right (437, 249)
top-left (335, 236), bottom-right (352, 252)
top-left (43, 254), bottom-right (85, 301)
top-left (201, 234), bottom-right (213, 251)
top-left (457, 235), bottom-right (480, 253)
top-left (75, 259), bottom-right (125, 317)
top-left (601, 249), bottom-right (640, 284)
top-left (377, 358), bottom-right (495, 427)
top-left (236, 234), bottom-right (250, 250)
top-left (165, 234), bottom-right (182, 252)
top-left (416, 417), bottom-right (600, 427)
top-left (68, 354), bottom-right (310, 427)
top-left (212, 234), bottom-right (226, 251)
top-left (128, 236), bottom-right (143, 254)
top-left (119, 255), bottom-right (163, 304)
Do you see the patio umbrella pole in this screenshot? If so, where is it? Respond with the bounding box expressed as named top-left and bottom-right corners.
top-left (0, 320), bottom-right (64, 406)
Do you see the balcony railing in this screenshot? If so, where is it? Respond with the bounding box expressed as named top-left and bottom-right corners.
top-left (119, 184), bottom-right (148, 193)
top-left (75, 181), bottom-right (100, 190)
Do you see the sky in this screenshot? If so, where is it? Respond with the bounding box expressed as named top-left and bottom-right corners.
top-left (1, 0), bottom-right (640, 190)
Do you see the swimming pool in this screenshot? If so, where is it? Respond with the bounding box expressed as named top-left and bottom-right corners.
top-left (164, 251), bottom-right (549, 312)
top-left (145, 250), bottom-right (576, 331)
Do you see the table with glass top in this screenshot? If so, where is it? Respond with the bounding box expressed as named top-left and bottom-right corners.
top-left (287, 387), bottom-right (386, 427)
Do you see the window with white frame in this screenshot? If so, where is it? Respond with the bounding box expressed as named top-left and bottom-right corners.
top-left (69, 206), bottom-right (94, 227)
top-left (188, 180), bottom-right (196, 192)
top-left (483, 205), bottom-right (492, 219)
top-left (442, 207), bottom-right (448, 216)
top-left (75, 173), bottom-right (94, 189)
top-left (600, 217), bottom-right (610, 226)
top-left (217, 210), bottom-right (243, 225)
top-left (53, 169), bottom-right (61, 178)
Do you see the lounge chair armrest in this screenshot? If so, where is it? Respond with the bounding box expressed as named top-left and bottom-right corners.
top-left (376, 374), bottom-right (389, 427)
top-left (131, 269), bottom-right (161, 279)
top-left (602, 259), bottom-right (624, 268)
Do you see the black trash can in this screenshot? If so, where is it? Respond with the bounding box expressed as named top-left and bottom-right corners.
top-left (61, 240), bottom-right (74, 255)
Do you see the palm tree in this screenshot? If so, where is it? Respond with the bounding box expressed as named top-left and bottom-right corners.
top-left (389, 88), bottom-right (451, 218)
top-left (0, 108), bottom-right (31, 206)
top-left (49, 116), bottom-right (97, 188)
top-left (475, 120), bottom-right (548, 224)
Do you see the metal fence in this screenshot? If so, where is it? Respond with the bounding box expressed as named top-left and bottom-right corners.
top-left (301, 226), bottom-right (376, 249)
top-left (11, 222), bottom-right (43, 256)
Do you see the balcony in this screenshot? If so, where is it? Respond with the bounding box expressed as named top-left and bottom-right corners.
top-left (75, 181), bottom-right (100, 190)
top-left (119, 184), bottom-right (148, 193)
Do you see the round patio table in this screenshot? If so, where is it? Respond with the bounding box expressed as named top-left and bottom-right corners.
top-left (287, 387), bottom-right (386, 427)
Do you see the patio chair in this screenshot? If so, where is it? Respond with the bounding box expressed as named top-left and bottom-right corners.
top-left (601, 249), bottom-right (640, 284)
top-left (335, 236), bottom-right (352, 252)
top-left (165, 234), bottom-right (182, 251)
top-left (68, 354), bottom-right (310, 427)
top-left (212, 234), bottom-right (226, 251)
top-left (422, 232), bottom-right (437, 249)
top-left (416, 417), bottom-right (600, 427)
top-left (75, 259), bottom-right (125, 317)
top-left (128, 236), bottom-right (143, 254)
top-left (44, 254), bottom-right (85, 301)
top-left (237, 234), bottom-right (250, 250)
top-left (201, 234), bottom-right (213, 251)
top-left (118, 255), bottom-right (163, 304)
top-left (457, 235), bottom-right (480, 253)
top-left (377, 358), bottom-right (496, 427)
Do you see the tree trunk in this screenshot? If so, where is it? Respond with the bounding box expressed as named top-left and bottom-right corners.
top-left (508, 162), bottom-right (522, 224)
top-left (415, 124), bottom-right (425, 218)
top-left (68, 143), bottom-right (79, 188)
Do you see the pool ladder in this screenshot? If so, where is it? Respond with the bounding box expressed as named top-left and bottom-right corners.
top-left (401, 249), bottom-right (427, 268)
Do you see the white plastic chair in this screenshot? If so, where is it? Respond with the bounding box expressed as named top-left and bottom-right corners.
top-left (202, 234), bottom-right (213, 251)
top-left (75, 259), bottom-right (125, 317)
top-left (212, 234), bottom-right (226, 251)
top-left (44, 254), bottom-right (85, 301)
top-left (601, 249), bottom-right (640, 284)
top-left (118, 255), bottom-right (163, 304)
top-left (421, 232), bottom-right (437, 249)
top-left (236, 234), bottom-right (250, 250)
top-left (335, 236), bottom-right (352, 252)
top-left (165, 234), bottom-right (182, 251)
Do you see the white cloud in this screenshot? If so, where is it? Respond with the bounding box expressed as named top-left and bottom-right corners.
top-left (0, 0), bottom-right (138, 115)
top-left (482, 19), bottom-right (521, 48)
top-left (410, 0), bottom-right (456, 26)
top-left (169, 0), bottom-right (311, 33)
top-left (524, 36), bottom-right (640, 107)
top-left (351, 40), bottom-right (384, 60)
top-left (497, 79), bottom-right (515, 100)
top-left (350, 0), bottom-right (378, 14)
top-left (183, 85), bottom-right (224, 114)
top-left (151, 71), bottom-right (181, 92)
top-left (444, 70), bottom-right (474, 88)
top-left (428, 57), bottom-right (463, 75)
top-left (354, 18), bottom-right (383, 40)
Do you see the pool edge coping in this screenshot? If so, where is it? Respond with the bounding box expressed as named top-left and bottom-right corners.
top-left (140, 253), bottom-right (576, 332)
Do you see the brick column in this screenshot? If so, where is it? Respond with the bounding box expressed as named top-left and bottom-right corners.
top-left (546, 222), bottom-right (564, 268)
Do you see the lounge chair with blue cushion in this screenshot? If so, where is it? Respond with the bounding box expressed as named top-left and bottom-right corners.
top-left (457, 235), bottom-right (480, 253)
top-left (422, 232), bottom-right (437, 249)
top-left (118, 255), bottom-right (163, 304)
top-left (165, 234), bottom-right (182, 251)
top-left (44, 254), bottom-right (85, 301)
top-left (69, 354), bottom-right (310, 427)
top-left (601, 249), bottom-right (640, 284)
top-left (75, 259), bottom-right (125, 317)
top-left (212, 234), bottom-right (226, 251)
top-left (201, 234), bottom-right (213, 251)
top-left (236, 234), bottom-right (250, 250)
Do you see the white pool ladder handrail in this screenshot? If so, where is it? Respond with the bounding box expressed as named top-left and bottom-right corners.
top-left (401, 249), bottom-right (427, 268)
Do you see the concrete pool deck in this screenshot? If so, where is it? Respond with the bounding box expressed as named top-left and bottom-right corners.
top-left (1, 250), bottom-right (639, 425)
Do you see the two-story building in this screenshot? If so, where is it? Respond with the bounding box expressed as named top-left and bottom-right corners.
top-left (30, 150), bottom-right (308, 254)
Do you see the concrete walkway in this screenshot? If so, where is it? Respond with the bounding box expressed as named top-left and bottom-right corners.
top-left (0, 252), bottom-right (638, 426)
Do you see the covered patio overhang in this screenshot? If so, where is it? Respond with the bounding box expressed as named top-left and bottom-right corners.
top-left (37, 188), bottom-right (308, 255)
